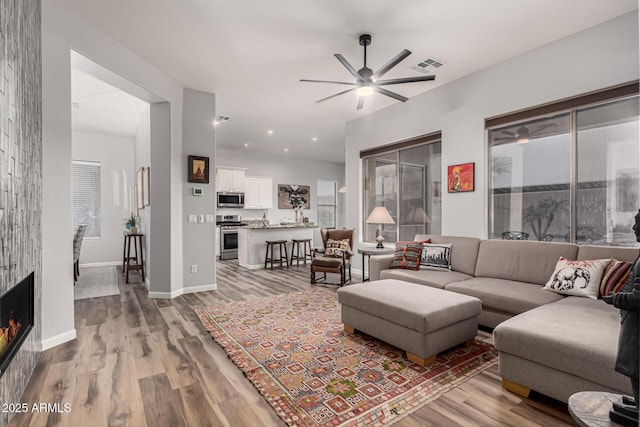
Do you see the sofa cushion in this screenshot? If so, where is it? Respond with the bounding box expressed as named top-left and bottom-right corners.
top-left (414, 235), bottom-right (480, 276)
top-left (542, 257), bottom-right (610, 300)
top-left (419, 243), bottom-right (452, 270)
top-left (380, 268), bottom-right (473, 289)
top-left (494, 297), bottom-right (628, 393)
top-left (474, 240), bottom-right (578, 285)
top-left (577, 245), bottom-right (638, 263)
top-left (600, 260), bottom-right (633, 297)
top-left (445, 277), bottom-right (564, 315)
top-left (390, 241), bottom-right (423, 270)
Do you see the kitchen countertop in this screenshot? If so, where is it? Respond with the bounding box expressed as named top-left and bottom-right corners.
top-left (246, 224), bottom-right (318, 229)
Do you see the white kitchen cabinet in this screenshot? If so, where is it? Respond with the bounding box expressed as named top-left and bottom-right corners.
top-left (244, 177), bottom-right (273, 209)
top-left (216, 169), bottom-right (245, 192)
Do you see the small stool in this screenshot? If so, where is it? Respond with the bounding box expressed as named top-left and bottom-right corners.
top-left (122, 232), bottom-right (145, 284)
top-left (290, 239), bottom-right (312, 266)
top-left (265, 240), bottom-right (289, 270)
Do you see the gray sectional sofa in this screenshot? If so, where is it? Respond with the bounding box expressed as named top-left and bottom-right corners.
top-left (367, 234), bottom-right (638, 402)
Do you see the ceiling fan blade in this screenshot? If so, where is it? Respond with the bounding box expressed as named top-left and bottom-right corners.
top-left (376, 75), bottom-right (436, 86)
top-left (315, 87), bottom-right (357, 103)
top-left (300, 79), bottom-right (356, 85)
top-left (373, 86), bottom-right (408, 102)
top-left (501, 130), bottom-right (516, 136)
top-left (494, 137), bottom-right (515, 141)
top-left (373, 49), bottom-right (411, 79)
top-left (357, 96), bottom-right (365, 110)
top-left (529, 123), bottom-right (556, 135)
top-left (334, 54), bottom-right (362, 81)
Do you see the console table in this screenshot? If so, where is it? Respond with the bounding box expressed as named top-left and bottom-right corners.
top-left (122, 232), bottom-right (145, 284)
top-left (357, 246), bottom-right (394, 282)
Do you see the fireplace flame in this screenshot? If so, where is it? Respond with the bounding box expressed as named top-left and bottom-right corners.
top-left (0, 312), bottom-right (22, 358)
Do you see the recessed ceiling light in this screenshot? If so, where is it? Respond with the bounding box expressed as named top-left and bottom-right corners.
top-left (267, 129), bottom-right (274, 135)
top-left (311, 137), bottom-right (318, 142)
top-left (244, 143), bottom-right (249, 147)
top-left (284, 148), bottom-right (289, 152)
top-left (72, 102), bottom-right (80, 109)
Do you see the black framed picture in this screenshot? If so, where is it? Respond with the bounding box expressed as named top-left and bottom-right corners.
top-left (188, 155), bottom-right (209, 183)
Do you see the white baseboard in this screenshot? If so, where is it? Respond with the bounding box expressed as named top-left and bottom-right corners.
top-left (148, 283), bottom-right (217, 299)
top-left (144, 277), bottom-right (151, 291)
top-left (79, 261), bottom-right (121, 268)
top-left (240, 263), bottom-right (265, 270)
top-left (352, 268), bottom-right (363, 277)
top-left (41, 329), bottom-right (77, 351)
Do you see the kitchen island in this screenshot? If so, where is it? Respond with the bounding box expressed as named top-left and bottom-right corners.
top-left (238, 225), bottom-right (318, 269)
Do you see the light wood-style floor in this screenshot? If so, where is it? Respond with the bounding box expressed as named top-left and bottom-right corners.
top-left (11, 261), bottom-right (575, 427)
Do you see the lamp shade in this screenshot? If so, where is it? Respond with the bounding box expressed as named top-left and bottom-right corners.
top-left (405, 207), bottom-right (430, 223)
top-left (366, 206), bottom-right (395, 225)
top-left (338, 186), bottom-right (347, 193)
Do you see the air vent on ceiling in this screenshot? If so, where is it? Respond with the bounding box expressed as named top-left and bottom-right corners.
top-left (409, 57), bottom-right (445, 75)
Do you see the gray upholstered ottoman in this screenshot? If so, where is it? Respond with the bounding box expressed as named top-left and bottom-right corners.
top-left (337, 279), bottom-right (482, 366)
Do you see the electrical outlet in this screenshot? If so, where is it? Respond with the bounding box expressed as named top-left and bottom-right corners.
top-left (191, 264), bottom-right (197, 273)
top-left (205, 214), bottom-right (215, 223)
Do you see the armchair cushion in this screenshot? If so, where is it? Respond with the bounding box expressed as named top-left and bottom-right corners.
top-left (312, 256), bottom-right (346, 267)
top-left (325, 238), bottom-right (350, 258)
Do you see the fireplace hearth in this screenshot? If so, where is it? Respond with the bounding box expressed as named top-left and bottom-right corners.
top-left (0, 272), bottom-right (34, 376)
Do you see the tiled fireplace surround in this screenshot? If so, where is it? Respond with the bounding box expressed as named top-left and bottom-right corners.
top-left (0, 0), bottom-right (43, 425)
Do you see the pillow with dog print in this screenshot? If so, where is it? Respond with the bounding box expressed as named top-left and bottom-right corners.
top-left (543, 257), bottom-right (610, 300)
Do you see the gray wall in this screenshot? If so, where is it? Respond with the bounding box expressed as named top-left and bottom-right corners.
top-left (345, 12), bottom-right (639, 270)
top-left (182, 88), bottom-right (216, 290)
top-left (72, 131), bottom-right (135, 265)
top-left (0, 0), bottom-right (42, 424)
top-left (134, 106), bottom-right (151, 283)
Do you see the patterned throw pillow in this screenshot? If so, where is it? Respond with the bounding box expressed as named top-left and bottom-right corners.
top-left (600, 260), bottom-right (633, 297)
top-left (543, 257), bottom-right (610, 300)
top-left (390, 241), bottom-right (424, 270)
top-left (419, 243), bottom-right (452, 270)
top-left (325, 238), bottom-right (350, 258)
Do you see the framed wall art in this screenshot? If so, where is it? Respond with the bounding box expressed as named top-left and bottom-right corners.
top-left (447, 162), bottom-right (475, 193)
top-left (188, 155), bottom-right (209, 183)
top-left (137, 167), bottom-right (145, 209)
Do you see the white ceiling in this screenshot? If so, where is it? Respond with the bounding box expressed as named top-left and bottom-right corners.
top-left (71, 67), bottom-right (149, 138)
top-left (59, 0), bottom-right (637, 163)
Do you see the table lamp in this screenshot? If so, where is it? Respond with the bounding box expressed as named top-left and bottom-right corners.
top-left (405, 207), bottom-right (430, 224)
top-left (366, 206), bottom-right (395, 248)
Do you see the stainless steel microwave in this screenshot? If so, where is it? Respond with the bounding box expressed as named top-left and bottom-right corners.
top-left (217, 192), bottom-right (244, 208)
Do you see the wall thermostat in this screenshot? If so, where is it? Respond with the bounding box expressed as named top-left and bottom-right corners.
top-left (193, 187), bottom-right (203, 196)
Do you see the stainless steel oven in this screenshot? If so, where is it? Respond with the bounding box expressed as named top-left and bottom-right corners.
top-left (217, 215), bottom-right (246, 260)
top-left (220, 227), bottom-right (239, 260)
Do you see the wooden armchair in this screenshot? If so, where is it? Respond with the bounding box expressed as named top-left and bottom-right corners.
top-left (310, 229), bottom-right (356, 286)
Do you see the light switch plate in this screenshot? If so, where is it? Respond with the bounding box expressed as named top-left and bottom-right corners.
top-left (188, 214), bottom-right (197, 223)
top-left (205, 214), bottom-right (215, 223)
top-left (198, 214), bottom-right (205, 223)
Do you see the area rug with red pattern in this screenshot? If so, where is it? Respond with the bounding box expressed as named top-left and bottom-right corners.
top-left (195, 288), bottom-right (497, 427)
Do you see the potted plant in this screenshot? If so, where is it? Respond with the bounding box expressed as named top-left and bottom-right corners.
top-left (125, 212), bottom-right (141, 234)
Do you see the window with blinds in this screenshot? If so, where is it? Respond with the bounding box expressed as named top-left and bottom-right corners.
top-left (72, 161), bottom-right (101, 238)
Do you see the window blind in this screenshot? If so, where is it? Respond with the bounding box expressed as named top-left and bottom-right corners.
top-left (72, 161), bottom-right (101, 238)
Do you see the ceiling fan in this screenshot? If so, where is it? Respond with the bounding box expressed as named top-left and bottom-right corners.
top-left (494, 124), bottom-right (556, 144)
top-left (300, 34), bottom-right (436, 110)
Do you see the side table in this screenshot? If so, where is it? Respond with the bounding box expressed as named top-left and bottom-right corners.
top-left (357, 246), bottom-right (395, 282)
top-left (122, 232), bottom-right (145, 284)
top-left (568, 391), bottom-right (628, 427)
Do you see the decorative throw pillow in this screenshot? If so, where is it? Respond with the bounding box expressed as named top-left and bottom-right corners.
top-left (543, 257), bottom-right (610, 299)
top-left (419, 243), bottom-right (452, 271)
top-left (600, 260), bottom-right (633, 297)
top-left (390, 241), bottom-right (423, 270)
top-left (325, 238), bottom-right (350, 258)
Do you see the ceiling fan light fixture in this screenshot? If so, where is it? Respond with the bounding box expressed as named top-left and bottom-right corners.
top-left (356, 85), bottom-right (374, 97)
top-left (516, 137), bottom-right (529, 144)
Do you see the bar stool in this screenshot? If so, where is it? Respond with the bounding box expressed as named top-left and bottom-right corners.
top-left (122, 232), bottom-right (145, 283)
top-left (290, 238), bottom-right (312, 266)
top-left (265, 240), bottom-right (289, 270)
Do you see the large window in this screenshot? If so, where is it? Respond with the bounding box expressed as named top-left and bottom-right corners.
top-left (72, 160), bottom-right (101, 238)
top-left (317, 180), bottom-right (336, 228)
top-left (362, 134), bottom-right (441, 243)
top-left (488, 90), bottom-right (639, 246)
